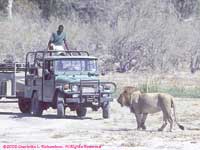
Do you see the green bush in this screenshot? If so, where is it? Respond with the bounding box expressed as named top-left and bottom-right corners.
top-left (138, 82), bottom-right (200, 98)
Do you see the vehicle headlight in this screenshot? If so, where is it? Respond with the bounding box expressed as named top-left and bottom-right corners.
top-left (103, 94), bottom-right (110, 97)
top-left (99, 85), bottom-right (104, 91)
top-left (72, 85), bottom-right (79, 92)
top-left (72, 94), bottom-right (79, 98)
top-left (104, 85), bottom-right (111, 92)
top-left (99, 85), bottom-right (111, 91)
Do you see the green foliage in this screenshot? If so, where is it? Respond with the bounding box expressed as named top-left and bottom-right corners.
top-left (138, 82), bottom-right (200, 98)
top-left (138, 78), bottom-right (160, 93)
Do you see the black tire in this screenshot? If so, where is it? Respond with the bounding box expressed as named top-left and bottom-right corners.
top-left (76, 105), bottom-right (87, 117)
top-left (102, 102), bottom-right (110, 119)
top-left (31, 92), bottom-right (43, 116)
top-left (18, 98), bottom-right (31, 113)
top-left (57, 98), bottom-right (65, 118)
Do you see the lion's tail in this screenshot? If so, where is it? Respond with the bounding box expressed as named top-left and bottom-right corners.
top-left (171, 98), bottom-right (184, 130)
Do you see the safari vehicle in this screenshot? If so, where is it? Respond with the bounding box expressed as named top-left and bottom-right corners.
top-left (17, 50), bottom-right (116, 118)
top-left (0, 62), bottom-right (25, 99)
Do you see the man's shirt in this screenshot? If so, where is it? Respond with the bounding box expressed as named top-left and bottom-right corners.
top-left (50, 32), bottom-right (66, 46)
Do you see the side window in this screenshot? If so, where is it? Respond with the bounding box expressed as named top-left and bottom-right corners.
top-left (36, 61), bottom-right (43, 77)
top-left (45, 60), bottom-right (53, 72)
top-left (44, 60), bottom-right (53, 80)
top-left (27, 53), bottom-right (36, 75)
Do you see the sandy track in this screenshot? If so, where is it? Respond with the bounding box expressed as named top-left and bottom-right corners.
top-left (0, 98), bottom-right (200, 150)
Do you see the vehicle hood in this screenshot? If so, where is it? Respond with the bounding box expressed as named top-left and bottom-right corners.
top-left (55, 74), bottom-right (98, 83)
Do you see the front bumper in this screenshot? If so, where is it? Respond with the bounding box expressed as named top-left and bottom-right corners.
top-left (58, 80), bottom-right (116, 104)
top-left (64, 97), bottom-right (113, 103)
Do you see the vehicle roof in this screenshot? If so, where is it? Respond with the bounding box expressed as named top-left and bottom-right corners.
top-left (44, 55), bottom-right (97, 60)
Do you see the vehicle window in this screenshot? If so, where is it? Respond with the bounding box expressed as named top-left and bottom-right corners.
top-left (54, 59), bottom-right (97, 74)
top-left (86, 60), bottom-right (96, 72)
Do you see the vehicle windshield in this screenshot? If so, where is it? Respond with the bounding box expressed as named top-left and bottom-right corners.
top-left (54, 59), bottom-right (97, 74)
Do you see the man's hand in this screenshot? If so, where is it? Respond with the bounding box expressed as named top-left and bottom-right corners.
top-left (49, 45), bottom-right (54, 50)
top-left (64, 41), bottom-right (69, 50)
top-left (48, 41), bottom-right (54, 50)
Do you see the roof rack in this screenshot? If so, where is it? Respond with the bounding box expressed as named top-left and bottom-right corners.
top-left (0, 63), bottom-right (25, 72)
top-left (36, 50), bottom-right (89, 56)
top-left (25, 50), bottom-right (91, 68)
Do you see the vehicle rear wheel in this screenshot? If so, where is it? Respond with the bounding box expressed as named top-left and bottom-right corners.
top-left (102, 102), bottom-right (110, 119)
top-left (76, 105), bottom-right (87, 117)
top-left (57, 98), bottom-right (65, 118)
top-left (31, 92), bottom-right (43, 116)
top-left (18, 98), bottom-right (31, 113)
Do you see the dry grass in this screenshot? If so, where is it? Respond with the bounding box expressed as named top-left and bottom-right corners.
top-left (101, 71), bottom-right (200, 98)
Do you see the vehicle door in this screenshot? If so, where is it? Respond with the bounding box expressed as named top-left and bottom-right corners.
top-left (43, 60), bottom-right (55, 102)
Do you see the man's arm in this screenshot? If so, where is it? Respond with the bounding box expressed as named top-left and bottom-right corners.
top-left (63, 32), bottom-right (69, 50)
top-left (48, 40), bottom-right (53, 50)
top-left (48, 33), bottom-right (54, 50)
top-left (64, 40), bottom-right (69, 50)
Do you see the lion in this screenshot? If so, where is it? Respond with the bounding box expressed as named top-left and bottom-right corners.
top-left (117, 86), bottom-right (184, 132)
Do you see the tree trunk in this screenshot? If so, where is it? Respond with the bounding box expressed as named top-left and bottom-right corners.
top-left (6, 0), bottom-right (13, 19)
top-left (39, 0), bottom-right (53, 19)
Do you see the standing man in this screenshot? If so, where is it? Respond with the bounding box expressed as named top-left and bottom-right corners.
top-left (48, 25), bottom-right (69, 51)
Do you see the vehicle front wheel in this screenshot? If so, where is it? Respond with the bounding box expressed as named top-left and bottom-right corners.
top-left (31, 92), bottom-right (43, 116)
top-left (18, 98), bottom-right (31, 113)
top-left (76, 105), bottom-right (87, 117)
top-left (57, 98), bottom-right (65, 118)
top-left (102, 102), bottom-right (110, 119)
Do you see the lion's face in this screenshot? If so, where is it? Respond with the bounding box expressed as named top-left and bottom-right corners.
top-left (117, 86), bottom-right (137, 107)
top-left (117, 93), bottom-right (126, 107)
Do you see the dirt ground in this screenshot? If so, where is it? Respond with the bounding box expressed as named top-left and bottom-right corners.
top-left (0, 97), bottom-right (200, 150)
